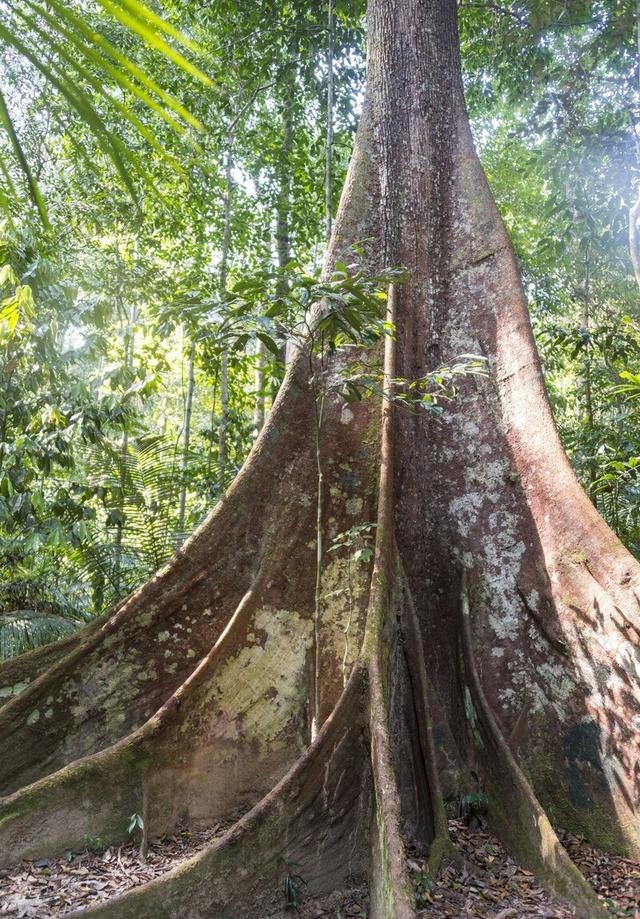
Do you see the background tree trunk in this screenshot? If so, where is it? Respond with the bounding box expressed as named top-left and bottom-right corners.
top-left (0, 2), bottom-right (638, 918)
top-left (217, 148), bottom-right (233, 492)
top-left (325, 0), bottom-right (335, 242)
top-left (177, 336), bottom-right (196, 541)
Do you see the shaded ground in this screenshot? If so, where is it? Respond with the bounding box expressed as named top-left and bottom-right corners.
top-left (407, 820), bottom-right (640, 919)
top-left (0, 824), bottom-right (229, 918)
top-left (1, 818), bottom-right (638, 918)
top-left (557, 828), bottom-right (640, 918)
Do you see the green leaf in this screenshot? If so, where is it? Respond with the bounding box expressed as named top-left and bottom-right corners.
top-left (96, 0), bottom-right (213, 87)
top-left (24, 0), bottom-right (203, 132)
top-left (256, 332), bottom-right (280, 356)
top-left (0, 21), bottom-right (140, 202)
top-left (14, 7), bottom-right (184, 173)
top-left (0, 89), bottom-right (49, 228)
top-left (233, 333), bottom-right (250, 350)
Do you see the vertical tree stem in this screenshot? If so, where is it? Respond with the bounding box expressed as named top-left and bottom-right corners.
top-left (629, 0), bottom-right (640, 290)
top-left (177, 337), bottom-right (196, 540)
top-left (218, 148), bottom-right (233, 492)
top-left (312, 387), bottom-right (326, 741)
top-left (325, 0), bottom-right (334, 242)
top-left (253, 339), bottom-right (266, 433)
top-left (114, 238), bottom-right (135, 597)
top-left (275, 87), bottom-right (294, 376)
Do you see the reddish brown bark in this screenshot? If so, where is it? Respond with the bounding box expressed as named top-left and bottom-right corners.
top-left (1, 0), bottom-right (639, 917)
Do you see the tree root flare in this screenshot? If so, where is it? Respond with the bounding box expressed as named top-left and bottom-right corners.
top-left (460, 575), bottom-right (609, 919)
top-left (34, 667), bottom-right (371, 919)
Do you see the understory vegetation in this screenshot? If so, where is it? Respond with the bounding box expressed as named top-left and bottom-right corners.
top-left (0, 0), bottom-right (637, 657)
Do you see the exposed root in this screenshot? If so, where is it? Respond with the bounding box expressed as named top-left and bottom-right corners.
top-left (366, 286), bottom-right (416, 919)
top-left (49, 667), bottom-right (370, 919)
top-left (1, 94), bottom-right (640, 918)
top-left (0, 622), bottom-right (98, 709)
top-left (408, 818), bottom-right (640, 918)
top-left (369, 647), bottom-right (418, 919)
top-left (400, 568), bottom-right (450, 846)
top-left (421, 834), bottom-right (461, 884)
top-left (0, 361), bottom-right (325, 794)
top-left (515, 585), bottom-right (570, 658)
top-left (0, 576), bottom-right (313, 864)
top-left (459, 574), bottom-right (608, 919)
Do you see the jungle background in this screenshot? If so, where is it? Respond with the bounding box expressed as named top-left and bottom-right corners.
top-left (0, 0), bottom-right (637, 661)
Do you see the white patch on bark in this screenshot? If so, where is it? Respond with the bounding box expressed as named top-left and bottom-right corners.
top-left (0, 679), bottom-right (30, 699)
top-left (534, 661), bottom-right (577, 718)
top-left (208, 608), bottom-right (312, 750)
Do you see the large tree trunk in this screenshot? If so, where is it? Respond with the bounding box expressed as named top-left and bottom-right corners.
top-left (1, 1), bottom-right (639, 917)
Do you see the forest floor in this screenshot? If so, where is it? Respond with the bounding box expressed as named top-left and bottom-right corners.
top-left (406, 819), bottom-right (640, 919)
top-left (0, 818), bottom-right (638, 918)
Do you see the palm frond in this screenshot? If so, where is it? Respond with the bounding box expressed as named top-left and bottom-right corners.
top-left (0, 566), bottom-right (93, 660)
top-left (70, 431), bottom-right (189, 610)
top-left (12, 6), bottom-right (186, 174)
top-left (95, 0), bottom-right (211, 85)
top-left (24, 0), bottom-right (204, 132)
top-left (0, 610), bottom-right (80, 659)
top-left (0, 0), bottom-right (211, 222)
top-left (0, 18), bottom-right (140, 201)
top-left (0, 88), bottom-right (49, 227)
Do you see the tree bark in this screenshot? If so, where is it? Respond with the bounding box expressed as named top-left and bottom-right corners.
top-left (0, 2), bottom-right (638, 918)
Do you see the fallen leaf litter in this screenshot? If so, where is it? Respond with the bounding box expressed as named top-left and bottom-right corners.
top-left (407, 820), bottom-right (639, 919)
top-left (0, 818), bottom-right (638, 918)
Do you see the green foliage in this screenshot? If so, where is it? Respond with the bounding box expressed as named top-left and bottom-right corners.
top-left (82, 834), bottom-right (107, 854)
top-left (412, 870), bottom-right (434, 908)
top-left (329, 523), bottom-right (377, 565)
top-left (334, 354), bottom-right (488, 415)
top-left (0, 0), bottom-right (210, 222)
top-left (73, 434), bottom-right (189, 610)
top-left (0, 568), bottom-right (90, 658)
top-left (283, 870), bottom-right (306, 907)
top-left (219, 262), bottom-right (402, 357)
top-left (460, 790), bottom-right (489, 812)
top-left (213, 907), bottom-right (233, 919)
top-left (127, 812), bottom-right (144, 835)
top-left (460, 0), bottom-right (639, 552)
top-left (0, 224), bottom-right (99, 550)
top-left (0, 0), bottom-right (638, 663)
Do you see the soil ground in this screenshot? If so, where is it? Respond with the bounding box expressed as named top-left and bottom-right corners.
top-left (1, 819), bottom-right (638, 918)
